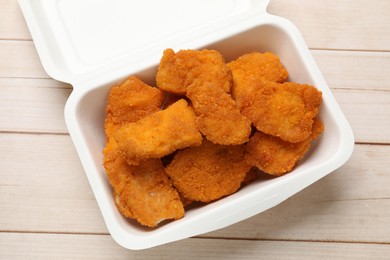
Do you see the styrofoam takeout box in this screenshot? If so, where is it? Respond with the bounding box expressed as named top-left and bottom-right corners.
top-left (19, 0), bottom-right (354, 250)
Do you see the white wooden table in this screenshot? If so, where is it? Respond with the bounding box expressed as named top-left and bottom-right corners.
top-left (1, 0), bottom-right (390, 258)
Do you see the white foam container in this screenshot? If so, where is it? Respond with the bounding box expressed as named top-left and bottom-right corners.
top-left (19, 0), bottom-right (354, 250)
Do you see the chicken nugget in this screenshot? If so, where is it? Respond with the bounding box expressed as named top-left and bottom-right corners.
top-left (103, 77), bottom-right (184, 227)
top-left (187, 80), bottom-right (251, 145)
top-left (114, 99), bottom-right (202, 165)
top-left (227, 52), bottom-right (288, 103)
top-left (113, 159), bottom-right (184, 228)
top-left (156, 48), bottom-right (232, 94)
top-left (103, 75), bottom-right (164, 195)
top-left (104, 140), bottom-right (184, 228)
top-left (103, 138), bottom-right (128, 195)
top-left (104, 76), bottom-right (164, 136)
top-left (165, 140), bottom-right (252, 203)
top-left (238, 80), bottom-right (322, 143)
top-left (104, 138), bottom-right (184, 228)
top-left (245, 118), bottom-right (324, 176)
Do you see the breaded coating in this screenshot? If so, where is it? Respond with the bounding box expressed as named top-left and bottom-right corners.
top-left (104, 142), bottom-right (184, 228)
top-left (309, 116), bottom-right (326, 140)
top-left (103, 142), bottom-right (184, 227)
top-left (238, 80), bottom-right (322, 143)
top-left (187, 80), bottom-right (251, 145)
top-left (228, 52), bottom-right (320, 143)
top-left (165, 140), bottom-right (252, 203)
top-left (245, 118), bottom-right (324, 176)
top-left (156, 48), bottom-right (232, 94)
top-left (113, 159), bottom-right (184, 228)
top-left (114, 99), bottom-right (202, 165)
top-left (103, 77), bottom-right (184, 227)
top-left (101, 49), bottom-right (326, 228)
top-left (227, 52), bottom-right (288, 103)
top-left (104, 76), bottom-right (164, 136)
top-left (103, 75), bottom-right (164, 195)
top-left (103, 138), bottom-right (128, 195)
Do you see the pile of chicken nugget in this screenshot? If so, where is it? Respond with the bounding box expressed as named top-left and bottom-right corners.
top-left (102, 49), bottom-right (323, 228)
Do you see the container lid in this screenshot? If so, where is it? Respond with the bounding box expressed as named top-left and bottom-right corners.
top-left (19, 0), bottom-right (270, 86)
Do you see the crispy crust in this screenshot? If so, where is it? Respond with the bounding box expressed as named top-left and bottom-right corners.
top-left (245, 118), bottom-right (324, 176)
top-left (227, 51), bottom-right (288, 103)
top-left (156, 48), bottom-right (232, 94)
top-left (187, 80), bottom-right (251, 145)
top-left (165, 140), bottom-right (252, 202)
top-left (238, 80), bottom-right (322, 143)
top-left (103, 77), bottom-right (184, 227)
top-left (104, 76), bottom-right (164, 137)
top-left (102, 50), bottom-right (325, 227)
top-left (114, 99), bottom-right (202, 165)
top-left (113, 159), bottom-right (184, 227)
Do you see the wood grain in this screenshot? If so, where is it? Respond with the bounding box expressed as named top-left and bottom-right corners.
top-left (313, 50), bottom-right (390, 91)
top-left (268, 0), bottom-right (390, 52)
top-left (1, 39), bottom-right (390, 92)
top-left (0, 0), bottom-right (31, 40)
top-left (1, 51), bottom-right (389, 143)
top-left (1, 233), bottom-right (390, 260)
top-left (333, 89), bottom-right (390, 144)
top-left (0, 78), bottom-right (71, 133)
top-left (1, 133), bottom-right (389, 244)
top-left (0, 41), bottom-right (49, 78)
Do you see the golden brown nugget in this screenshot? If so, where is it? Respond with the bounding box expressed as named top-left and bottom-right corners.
top-left (103, 138), bottom-right (128, 196)
top-left (104, 76), bottom-right (164, 137)
top-left (103, 76), bottom-right (164, 197)
top-left (238, 80), bottom-right (322, 143)
top-left (156, 48), bottom-right (232, 94)
top-left (245, 118), bottom-right (324, 176)
top-left (113, 159), bottom-right (184, 228)
top-left (227, 51), bottom-right (288, 103)
top-left (187, 80), bottom-right (251, 145)
top-left (165, 140), bottom-right (252, 203)
top-left (309, 116), bottom-right (326, 141)
top-left (103, 136), bottom-right (184, 228)
top-left (103, 77), bottom-right (184, 227)
top-left (114, 99), bottom-right (202, 165)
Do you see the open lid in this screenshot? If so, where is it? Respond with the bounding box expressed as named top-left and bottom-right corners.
top-left (19, 0), bottom-right (270, 86)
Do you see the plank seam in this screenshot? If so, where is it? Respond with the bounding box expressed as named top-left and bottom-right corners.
top-left (310, 48), bottom-right (390, 53)
top-left (0, 131), bottom-right (69, 136)
top-left (2, 231), bottom-right (389, 246)
top-left (196, 236), bottom-right (390, 246)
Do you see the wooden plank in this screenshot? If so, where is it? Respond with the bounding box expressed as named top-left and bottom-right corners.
top-left (268, 0), bottom-right (390, 51)
top-left (1, 233), bottom-right (390, 260)
top-left (2, 0), bottom-right (390, 52)
top-left (333, 89), bottom-right (390, 144)
top-left (206, 146), bottom-right (390, 243)
top-left (1, 41), bottom-right (389, 92)
top-left (312, 50), bottom-right (390, 91)
top-left (1, 133), bottom-right (390, 243)
top-left (0, 133), bottom-right (107, 234)
top-left (0, 0), bottom-right (31, 40)
top-left (0, 78), bottom-right (71, 134)
top-left (0, 40), bottom-right (49, 78)
top-left (1, 77), bottom-right (388, 143)
top-left (1, 36), bottom-right (389, 94)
